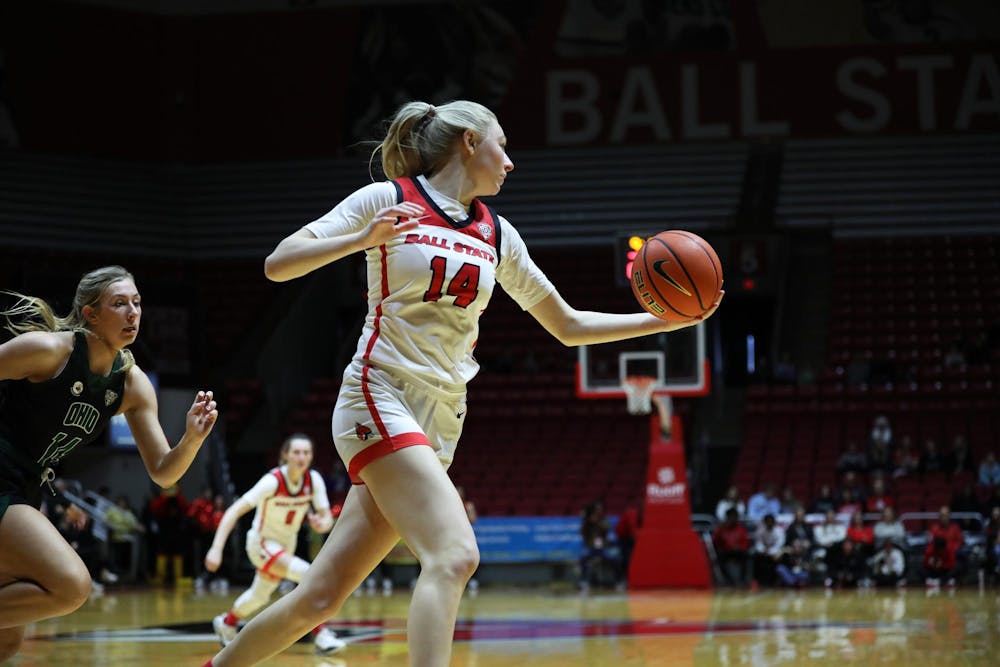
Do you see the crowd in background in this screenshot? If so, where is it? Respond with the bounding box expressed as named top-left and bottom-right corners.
top-left (712, 413), bottom-right (1000, 590)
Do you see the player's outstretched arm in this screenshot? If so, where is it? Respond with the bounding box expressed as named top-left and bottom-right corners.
top-left (204, 498), bottom-right (254, 572)
top-left (527, 290), bottom-right (722, 347)
top-left (121, 366), bottom-right (218, 488)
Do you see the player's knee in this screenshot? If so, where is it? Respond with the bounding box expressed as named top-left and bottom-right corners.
top-left (429, 540), bottom-right (479, 583)
top-left (52, 562), bottom-right (93, 613)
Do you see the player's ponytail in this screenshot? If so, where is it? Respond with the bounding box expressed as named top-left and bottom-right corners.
top-left (377, 100), bottom-right (496, 180)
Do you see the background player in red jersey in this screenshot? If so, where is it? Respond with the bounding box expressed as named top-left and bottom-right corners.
top-left (202, 100), bottom-right (720, 667)
top-left (0, 265), bottom-right (217, 661)
top-left (204, 433), bottom-right (343, 655)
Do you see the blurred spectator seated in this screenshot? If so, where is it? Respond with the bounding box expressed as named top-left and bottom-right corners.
top-left (868, 415), bottom-right (893, 452)
top-left (919, 438), bottom-right (946, 474)
top-left (715, 485), bottom-right (746, 522)
top-left (751, 514), bottom-right (785, 587)
top-left (923, 536), bottom-right (958, 588)
top-left (58, 503), bottom-right (118, 594)
top-left (779, 487), bottom-right (801, 515)
top-left (104, 494), bottom-right (145, 583)
top-left (892, 435), bottom-right (920, 479)
top-left (864, 477), bottom-right (894, 514)
top-left (813, 509), bottom-right (847, 581)
top-left (979, 452), bottom-right (1000, 486)
top-left (828, 538), bottom-right (867, 589)
top-left (945, 434), bottom-right (976, 475)
top-left (836, 442), bottom-right (869, 475)
top-left (747, 483), bottom-right (781, 523)
top-left (577, 501), bottom-right (621, 591)
top-left (712, 508), bottom-right (750, 586)
top-left (809, 484), bottom-right (837, 515)
top-left (873, 507), bottom-right (906, 550)
top-left (872, 539), bottom-right (906, 588)
top-left (846, 511), bottom-right (875, 560)
top-left (985, 506), bottom-right (1000, 585)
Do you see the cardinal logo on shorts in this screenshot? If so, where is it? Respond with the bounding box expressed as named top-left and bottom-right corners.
top-left (355, 422), bottom-right (373, 441)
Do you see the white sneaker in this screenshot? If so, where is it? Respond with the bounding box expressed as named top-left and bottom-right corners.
top-left (99, 568), bottom-right (119, 584)
top-left (314, 627), bottom-right (346, 655)
top-left (467, 578), bottom-right (480, 596)
top-left (381, 578), bottom-right (393, 596)
top-left (213, 613), bottom-right (237, 647)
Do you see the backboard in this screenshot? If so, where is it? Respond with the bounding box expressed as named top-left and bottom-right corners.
top-left (576, 321), bottom-right (709, 398)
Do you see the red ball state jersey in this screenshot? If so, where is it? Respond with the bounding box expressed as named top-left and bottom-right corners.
top-left (241, 466), bottom-right (328, 545)
top-left (304, 175), bottom-right (554, 389)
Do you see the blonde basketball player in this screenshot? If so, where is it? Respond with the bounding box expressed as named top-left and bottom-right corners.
top-left (0, 266), bottom-right (218, 662)
top-left (204, 433), bottom-right (344, 655)
top-left (202, 100), bottom-right (721, 667)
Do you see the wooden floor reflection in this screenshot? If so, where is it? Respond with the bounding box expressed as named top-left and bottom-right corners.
top-left (12, 584), bottom-right (1000, 666)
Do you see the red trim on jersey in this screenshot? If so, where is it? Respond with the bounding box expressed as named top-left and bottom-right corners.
top-left (272, 469), bottom-right (287, 495)
top-left (259, 546), bottom-right (286, 580)
top-left (347, 432), bottom-right (431, 483)
top-left (363, 244), bottom-right (390, 360)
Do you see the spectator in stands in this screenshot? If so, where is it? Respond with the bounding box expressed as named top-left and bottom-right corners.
top-left (752, 514), bottom-right (784, 586)
top-left (104, 494), bottom-right (145, 579)
top-left (828, 538), bottom-right (867, 588)
top-left (869, 414), bottom-right (893, 451)
top-left (836, 441), bottom-right (869, 475)
top-left (892, 435), bottom-right (920, 479)
top-left (929, 505), bottom-right (965, 580)
top-left (837, 488), bottom-right (863, 517)
top-left (945, 434), bottom-right (975, 475)
top-left (715, 485), bottom-right (746, 521)
top-left (979, 452), bottom-right (1000, 486)
top-left (614, 504), bottom-right (640, 587)
top-left (984, 506), bottom-right (1000, 583)
top-left (923, 536), bottom-right (957, 588)
top-left (56, 504), bottom-right (117, 595)
top-left (864, 476), bottom-right (894, 514)
top-left (846, 510), bottom-right (875, 559)
top-left (809, 484), bottom-right (837, 515)
top-left (578, 500), bottom-right (619, 591)
top-left (780, 487), bottom-right (801, 515)
top-left (872, 539), bottom-right (906, 588)
top-left (813, 509), bottom-right (847, 583)
top-left (149, 484), bottom-right (191, 586)
top-left (217, 98), bottom-right (724, 667)
top-left (189, 486), bottom-right (218, 591)
top-left (0, 266), bottom-right (218, 661)
top-left (919, 438), bottom-right (946, 474)
top-left (873, 506), bottom-right (906, 549)
top-left (868, 439), bottom-right (893, 475)
top-left (747, 483), bottom-right (781, 522)
top-left (712, 507), bottom-right (750, 586)
top-left (775, 539), bottom-right (811, 588)
top-left (837, 470), bottom-right (866, 505)
top-left (784, 506), bottom-right (813, 551)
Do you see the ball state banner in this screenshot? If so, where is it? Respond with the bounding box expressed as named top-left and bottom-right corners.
top-left (629, 415), bottom-right (712, 588)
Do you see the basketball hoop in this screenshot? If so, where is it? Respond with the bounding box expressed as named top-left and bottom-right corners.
top-left (623, 376), bottom-right (657, 415)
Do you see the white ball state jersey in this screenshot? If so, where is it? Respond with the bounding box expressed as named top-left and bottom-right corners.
top-left (239, 466), bottom-right (329, 546)
top-left (304, 175), bottom-right (554, 389)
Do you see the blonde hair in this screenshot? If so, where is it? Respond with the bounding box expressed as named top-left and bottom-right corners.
top-left (2, 265), bottom-right (136, 372)
top-left (375, 100), bottom-right (497, 180)
top-left (279, 432), bottom-right (314, 465)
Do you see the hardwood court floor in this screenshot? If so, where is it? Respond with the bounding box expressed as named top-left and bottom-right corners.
top-left (11, 584), bottom-right (1000, 666)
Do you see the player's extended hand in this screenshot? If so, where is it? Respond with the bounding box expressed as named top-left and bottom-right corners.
top-left (185, 390), bottom-right (218, 440)
top-left (363, 202), bottom-right (427, 247)
top-left (691, 289), bottom-right (725, 322)
top-left (204, 545), bottom-right (223, 572)
top-left (308, 511), bottom-right (332, 533)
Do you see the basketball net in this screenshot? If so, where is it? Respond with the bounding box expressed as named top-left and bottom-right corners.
top-left (623, 376), bottom-right (657, 415)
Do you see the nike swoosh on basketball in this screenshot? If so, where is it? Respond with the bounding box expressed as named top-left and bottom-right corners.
top-left (652, 259), bottom-right (693, 296)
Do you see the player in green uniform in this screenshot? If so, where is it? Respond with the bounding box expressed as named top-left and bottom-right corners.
top-left (0, 265), bottom-right (218, 661)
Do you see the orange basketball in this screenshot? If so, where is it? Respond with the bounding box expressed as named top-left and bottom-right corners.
top-left (631, 230), bottom-right (723, 322)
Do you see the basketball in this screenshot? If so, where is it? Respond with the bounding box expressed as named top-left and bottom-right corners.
top-left (630, 230), bottom-right (723, 322)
